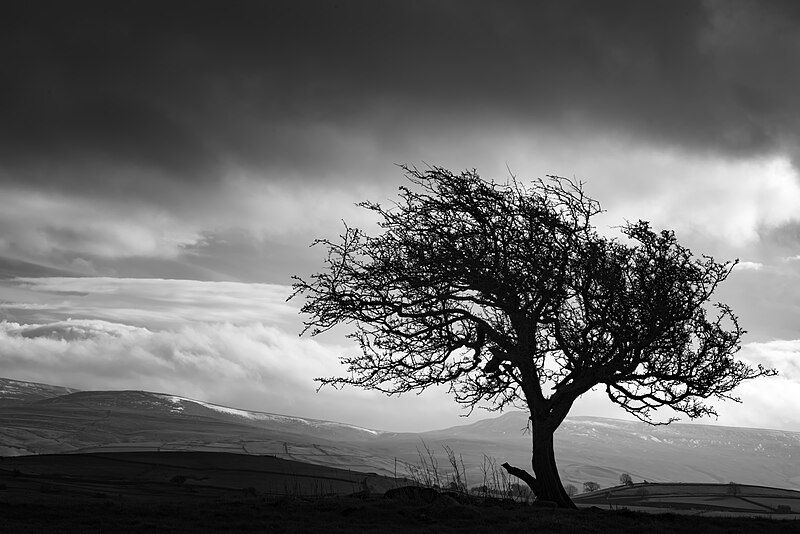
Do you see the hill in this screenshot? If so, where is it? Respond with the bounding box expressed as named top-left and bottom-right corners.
top-left (0, 377), bottom-right (81, 405)
top-left (2, 377), bottom-right (799, 492)
top-left (417, 411), bottom-right (800, 490)
top-left (0, 380), bottom-right (396, 475)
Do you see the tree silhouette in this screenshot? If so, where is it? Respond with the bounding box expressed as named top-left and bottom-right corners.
top-left (291, 166), bottom-right (775, 508)
top-left (620, 473), bottom-right (633, 486)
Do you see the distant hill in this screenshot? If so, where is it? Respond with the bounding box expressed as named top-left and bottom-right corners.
top-left (419, 411), bottom-right (800, 491)
top-left (2, 377), bottom-right (799, 491)
top-left (0, 377), bottom-right (81, 405)
top-left (35, 388), bottom-right (382, 441)
top-left (0, 381), bottom-right (395, 474)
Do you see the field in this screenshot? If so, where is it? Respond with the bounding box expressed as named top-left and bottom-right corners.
top-left (573, 482), bottom-right (800, 518)
top-left (2, 451), bottom-right (800, 533)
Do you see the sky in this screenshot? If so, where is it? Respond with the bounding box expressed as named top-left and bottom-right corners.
top-left (2, 0), bottom-right (800, 432)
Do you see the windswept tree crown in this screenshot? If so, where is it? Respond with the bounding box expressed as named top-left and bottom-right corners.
top-left (291, 166), bottom-right (773, 427)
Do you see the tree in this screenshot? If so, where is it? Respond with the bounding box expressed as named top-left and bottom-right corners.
top-left (619, 473), bottom-right (633, 486)
top-left (291, 166), bottom-right (775, 508)
top-left (565, 484), bottom-right (578, 497)
top-left (583, 481), bottom-right (601, 493)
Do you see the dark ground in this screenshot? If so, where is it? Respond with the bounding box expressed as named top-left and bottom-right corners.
top-left (3, 494), bottom-right (800, 533)
top-left (1, 452), bottom-right (798, 533)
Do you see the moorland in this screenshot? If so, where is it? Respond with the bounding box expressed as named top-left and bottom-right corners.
top-left (2, 377), bottom-right (799, 532)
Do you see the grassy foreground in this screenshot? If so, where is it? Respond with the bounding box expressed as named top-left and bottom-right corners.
top-left (2, 494), bottom-right (800, 533)
top-left (2, 451), bottom-right (798, 532)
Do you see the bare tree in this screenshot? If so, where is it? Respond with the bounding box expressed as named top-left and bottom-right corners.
top-left (619, 473), bottom-right (633, 486)
top-left (291, 166), bottom-right (775, 508)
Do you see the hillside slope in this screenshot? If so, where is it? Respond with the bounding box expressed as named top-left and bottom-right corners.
top-left (417, 412), bottom-right (800, 490)
top-left (0, 377), bottom-right (81, 405)
top-left (2, 377), bottom-right (799, 491)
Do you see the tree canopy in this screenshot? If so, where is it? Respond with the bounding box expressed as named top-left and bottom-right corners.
top-left (291, 165), bottom-right (775, 507)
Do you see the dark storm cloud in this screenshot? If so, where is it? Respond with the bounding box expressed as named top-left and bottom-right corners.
top-left (3, 0), bottom-right (800, 203)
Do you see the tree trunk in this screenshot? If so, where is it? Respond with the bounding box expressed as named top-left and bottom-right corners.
top-left (502, 417), bottom-right (576, 509)
top-left (531, 421), bottom-right (575, 508)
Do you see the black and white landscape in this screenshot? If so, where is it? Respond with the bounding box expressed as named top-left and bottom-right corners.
top-left (2, 0), bottom-right (800, 436)
top-left (3, 1), bottom-right (800, 530)
top-left (3, 377), bottom-right (799, 492)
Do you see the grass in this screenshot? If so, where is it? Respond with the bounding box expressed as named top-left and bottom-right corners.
top-left (404, 440), bottom-right (533, 502)
top-left (2, 494), bottom-right (799, 533)
top-left (1, 450), bottom-right (798, 532)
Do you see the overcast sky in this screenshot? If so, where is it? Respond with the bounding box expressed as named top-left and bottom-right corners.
top-left (2, 0), bottom-right (800, 432)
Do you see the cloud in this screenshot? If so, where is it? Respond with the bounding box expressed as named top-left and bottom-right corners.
top-left (0, 276), bottom-right (474, 430)
top-left (715, 264), bottom-right (800, 343)
top-left (2, 1), bottom-right (800, 433)
top-left (3, 1), bottom-right (800, 194)
top-left (498, 137), bottom-right (800, 247)
top-left (0, 168), bottom-right (386, 280)
top-left (0, 317), bottom-right (472, 431)
top-left (735, 261), bottom-right (764, 271)
top-left (705, 339), bottom-right (800, 431)
top-left (721, 375), bottom-right (800, 431)
top-left (3, 1), bottom-right (800, 280)
top-left (1, 277), bottom-right (297, 329)
top-left (178, 226), bottom-right (335, 284)
top-left (1, 276), bottom-right (798, 432)
top-left (0, 186), bottom-right (194, 277)
top-left (0, 318), bottom-right (337, 415)
top-left (4, 141), bottom-right (799, 284)
top-left (739, 339), bottom-right (800, 380)
top-left (570, 338), bottom-right (800, 432)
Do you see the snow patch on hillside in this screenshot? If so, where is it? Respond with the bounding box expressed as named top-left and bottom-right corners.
top-left (159, 395), bottom-right (186, 414)
top-left (154, 393), bottom-right (380, 435)
top-left (0, 377), bottom-right (80, 401)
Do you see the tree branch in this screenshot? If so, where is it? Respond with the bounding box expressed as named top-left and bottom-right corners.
top-left (501, 462), bottom-right (540, 496)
